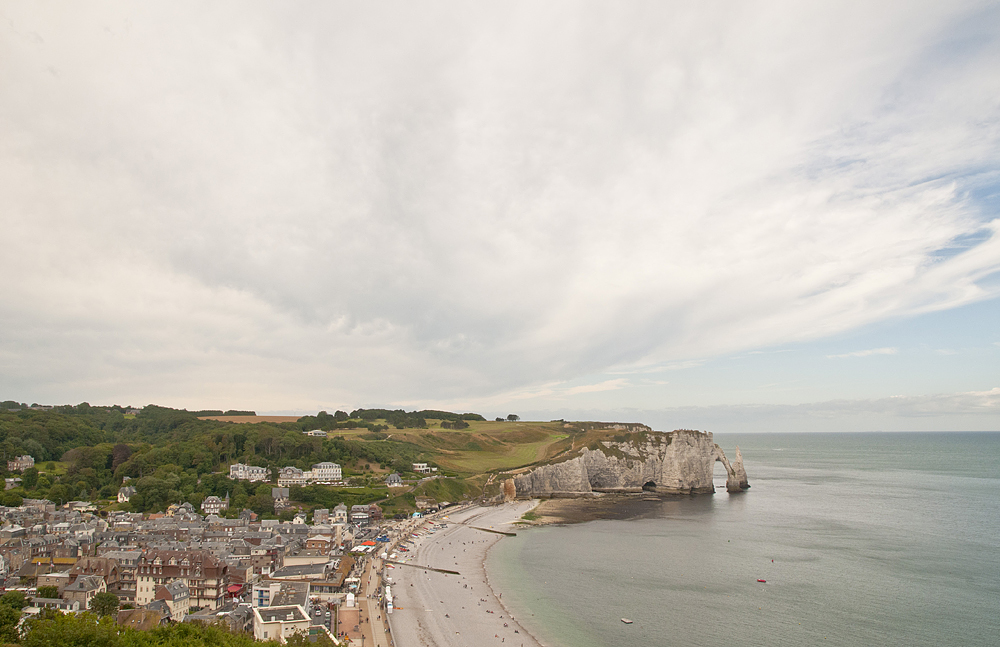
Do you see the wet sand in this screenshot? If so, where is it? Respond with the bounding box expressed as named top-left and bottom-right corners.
top-left (387, 501), bottom-right (543, 647)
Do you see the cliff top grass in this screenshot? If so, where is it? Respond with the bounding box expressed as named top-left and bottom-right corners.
top-left (330, 419), bottom-right (663, 476)
top-left (379, 420), bottom-right (573, 475)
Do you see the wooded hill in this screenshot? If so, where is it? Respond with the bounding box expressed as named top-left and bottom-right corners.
top-left (0, 402), bottom-right (583, 518)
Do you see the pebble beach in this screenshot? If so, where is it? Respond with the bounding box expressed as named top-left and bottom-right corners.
top-left (387, 500), bottom-right (543, 647)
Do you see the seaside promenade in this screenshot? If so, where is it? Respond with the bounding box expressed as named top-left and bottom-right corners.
top-left (362, 554), bottom-right (390, 647)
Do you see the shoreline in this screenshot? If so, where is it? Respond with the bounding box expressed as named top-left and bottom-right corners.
top-left (483, 512), bottom-right (547, 647)
top-left (482, 516), bottom-right (550, 647)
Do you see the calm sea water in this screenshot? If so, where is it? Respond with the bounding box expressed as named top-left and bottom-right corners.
top-left (487, 432), bottom-right (1000, 647)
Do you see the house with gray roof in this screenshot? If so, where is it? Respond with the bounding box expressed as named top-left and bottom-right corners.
top-left (63, 575), bottom-right (106, 609)
top-left (153, 580), bottom-right (190, 622)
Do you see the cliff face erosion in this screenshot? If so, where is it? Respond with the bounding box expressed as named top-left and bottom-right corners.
top-left (510, 429), bottom-right (749, 497)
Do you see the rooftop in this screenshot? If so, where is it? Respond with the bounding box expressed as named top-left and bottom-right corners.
top-left (256, 605), bottom-right (308, 623)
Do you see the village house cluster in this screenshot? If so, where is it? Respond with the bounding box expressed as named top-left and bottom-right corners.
top-left (0, 452), bottom-right (449, 642)
top-left (0, 494), bottom-right (401, 643)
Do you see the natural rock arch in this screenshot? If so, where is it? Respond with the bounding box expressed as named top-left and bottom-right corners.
top-left (713, 445), bottom-right (750, 493)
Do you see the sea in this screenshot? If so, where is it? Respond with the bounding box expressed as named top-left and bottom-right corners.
top-left (486, 432), bottom-right (1000, 647)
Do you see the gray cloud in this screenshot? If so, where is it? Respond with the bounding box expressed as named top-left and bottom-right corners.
top-left (1, 2), bottom-right (999, 413)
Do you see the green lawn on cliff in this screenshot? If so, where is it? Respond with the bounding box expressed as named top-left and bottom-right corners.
top-left (386, 420), bottom-right (573, 475)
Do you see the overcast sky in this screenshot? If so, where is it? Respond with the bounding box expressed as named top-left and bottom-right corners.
top-left (2, 1), bottom-right (999, 431)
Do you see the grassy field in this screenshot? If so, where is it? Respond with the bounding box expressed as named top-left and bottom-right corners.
top-left (382, 420), bottom-right (573, 475)
top-left (38, 461), bottom-right (68, 476)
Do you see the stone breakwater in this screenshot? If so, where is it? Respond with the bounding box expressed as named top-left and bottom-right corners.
top-left (508, 429), bottom-right (749, 497)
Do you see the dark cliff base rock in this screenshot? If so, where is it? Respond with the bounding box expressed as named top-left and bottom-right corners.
top-left (522, 493), bottom-right (710, 525)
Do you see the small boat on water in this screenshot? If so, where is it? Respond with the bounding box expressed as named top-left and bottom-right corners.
top-left (621, 618), bottom-right (633, 624)
top-left (757, 579), bottom-right (767, 583)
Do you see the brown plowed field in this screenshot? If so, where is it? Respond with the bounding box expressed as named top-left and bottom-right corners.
top-left (197, 415), bottom-right (303, 424)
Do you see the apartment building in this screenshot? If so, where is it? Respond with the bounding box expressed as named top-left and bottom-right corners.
top-left (136, 550), bottom-right (228, 610)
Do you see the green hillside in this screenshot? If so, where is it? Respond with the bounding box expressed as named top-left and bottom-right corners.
top-left (0, 402), bottom-right (608, 517)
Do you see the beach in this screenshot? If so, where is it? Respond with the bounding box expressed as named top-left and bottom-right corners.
top-left (387, 500), bottom-right (543, 647)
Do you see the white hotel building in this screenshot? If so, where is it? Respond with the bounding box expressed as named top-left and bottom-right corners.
top-left (310, 462), bottom-right (342, 483)
top-left (277, 463), bottom-right (342, 487)
top-left (229, 463), bottom-right (271, 483)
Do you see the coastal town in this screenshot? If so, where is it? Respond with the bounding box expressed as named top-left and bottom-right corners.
top-left (0, 453), bottom-right (461, 646)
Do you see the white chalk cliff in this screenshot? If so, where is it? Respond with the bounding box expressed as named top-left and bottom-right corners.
top-left (511, 429), bottom-right (749, 497)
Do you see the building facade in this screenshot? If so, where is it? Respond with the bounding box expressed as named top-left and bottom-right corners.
top-left (200, 495), bottom-right (229, 515)
top-left (253, 604), bottom-right (310, 643)
top-left (309, 463), bottom-right (341, 483)
top-left (154, 580), bottom-right (190, 622)
top-left (277, 467), bottom-right (308, 487)
top-left (7, 455), bottom-right (34, 472)
top-left (136, 550), bottom-right (228, 610)
top-left (349, 505), bottom-right (370, 525)
top-left (229, 463), bottom-right (270, 483)
top-left (63, 575), bottom-right (106, 609)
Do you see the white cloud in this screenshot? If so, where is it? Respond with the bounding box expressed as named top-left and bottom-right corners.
top-left (564, 379), bottom-right (629, 396)
top-left (1, 2), bottom-right (999, 413)
top-left (827, 347), bottom-right (899, 359)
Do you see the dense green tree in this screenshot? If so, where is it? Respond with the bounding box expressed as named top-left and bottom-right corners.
top-left (47, 483), bottom-right (70, 505)
top-left (248, 492), bottom-right (274, 517)
top-left (1, 591), bottom-right (27, 609)
top-left (0, 603), bottom-right (20, 644)
top-left (21, 466), bottom-right (38, 489)
top-left (90, 591), bottom-right (119, 617)
top-left (22, 612), bottom-right (280, 647)
top-left (285, 631), bottom-right (337, 647)
top-left (111, 443), bottom-right (132, 470)
top-left (104, 410), bottom-right (126, 434)
top-left (23, 438), bottom-right (46, 462)
top-left (36, 586), bottom-right (59, 599)
top-left (0, 590), bottom-right (27, 643)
